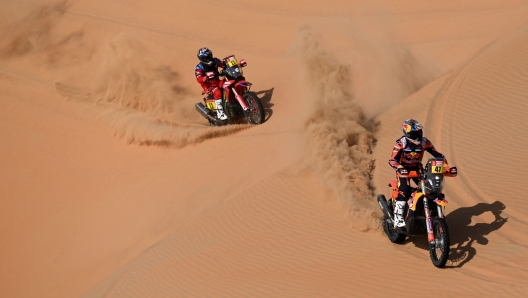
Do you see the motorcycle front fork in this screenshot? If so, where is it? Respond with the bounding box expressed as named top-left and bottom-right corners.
top-left (437, 205), bottom-right (444, 218)
top-left (224, 87), bottom-right (250, 115)
top-left (424, 199), bottom-right (445, 243)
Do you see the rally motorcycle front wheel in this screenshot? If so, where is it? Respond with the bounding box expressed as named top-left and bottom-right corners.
top-left (429, 217), bottom-right (450, 268)
top-left (242, 92), bottom-right (265, 124)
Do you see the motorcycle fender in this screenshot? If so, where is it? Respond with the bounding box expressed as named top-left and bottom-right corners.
top-left (411, 192), bottom-right (424, 211)
top-left (429, 193), bottom-right (448, 207)
top-left (434, 199), bottom-right (448, 207)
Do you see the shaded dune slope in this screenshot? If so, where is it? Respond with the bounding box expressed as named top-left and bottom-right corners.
top-left (429, 25), bottom-right (528, 278)
top-left (373, 24), bottom-right (528, 282)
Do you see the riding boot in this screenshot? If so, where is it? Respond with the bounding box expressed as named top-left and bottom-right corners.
top-left (393, 201), bottom-right (406, 228)
top-left (215, 99), bottom-right (228, 120)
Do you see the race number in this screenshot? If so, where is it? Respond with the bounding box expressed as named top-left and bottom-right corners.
top-left (432, 166), bottom-right (443, 174)
top-left (206, 101), bottom-right (216, 110)
top-left (226, 56), bottom-right (238, 67)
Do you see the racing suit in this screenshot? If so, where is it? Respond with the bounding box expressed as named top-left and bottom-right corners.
top-left (388, 136), bottom-right (447, 202)
top-left (195, 58), bottom-right (225, 100)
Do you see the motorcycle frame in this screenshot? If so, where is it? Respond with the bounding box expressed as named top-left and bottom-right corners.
top-left (388, 172), bottom-right (449, 243)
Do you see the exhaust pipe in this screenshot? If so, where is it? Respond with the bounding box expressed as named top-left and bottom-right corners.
top-left (195, 103), bottom-right (223, 125)
top-left (377, 194), bottom-right (394, 224)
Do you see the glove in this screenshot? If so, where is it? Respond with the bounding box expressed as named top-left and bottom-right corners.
top-left (205, 71), bottom-right (215, 82)
top-left (448, 166), bottom-right (457, 177)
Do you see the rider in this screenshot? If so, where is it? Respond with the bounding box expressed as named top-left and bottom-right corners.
top-left (388, 119), bottom-right (456, 227)
top-left (195, 47), bottom-right (227, 120)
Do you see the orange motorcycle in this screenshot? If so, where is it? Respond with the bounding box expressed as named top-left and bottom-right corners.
top-left (377, 157), bottom-right (457, 268)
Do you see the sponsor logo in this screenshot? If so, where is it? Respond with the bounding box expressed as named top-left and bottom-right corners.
top-left (427, 218), bottom-right (432, 231)
top-left (403, 159), bottom-right (421, 164)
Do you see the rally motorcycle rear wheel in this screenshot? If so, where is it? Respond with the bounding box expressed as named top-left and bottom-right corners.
top-left (242, 92), bottom-right (265, 124)
top-left (383, 216), bottom-right (406, 244)
top-left (429, 218), bottom-right (450, 268)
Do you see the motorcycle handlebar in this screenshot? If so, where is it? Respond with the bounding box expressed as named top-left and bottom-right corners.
top-left (403, 167), bottom-right (456, 178)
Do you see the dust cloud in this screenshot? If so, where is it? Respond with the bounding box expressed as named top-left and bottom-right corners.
top-left (56, 33), bottom-right (250, 147)
top-left (1, 2), bottom-right (249, 148)
top-left (346, 8), bottom-right (438, 118)
top-left (0, 1), bottom-right (92, 66)
top-left (297, 27), bottom-right (381, 230)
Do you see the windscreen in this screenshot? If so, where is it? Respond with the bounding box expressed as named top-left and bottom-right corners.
top-left (223, 55), bottom-right (243, 79)
top-left (424, 158), bottom-right (445, 194)
top-left (224, 55), bottom-right (238, 68)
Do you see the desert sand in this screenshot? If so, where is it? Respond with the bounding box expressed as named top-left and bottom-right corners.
top-left (1, 0), bottom-right (528, 297)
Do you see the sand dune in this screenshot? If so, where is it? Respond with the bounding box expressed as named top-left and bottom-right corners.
top-left (2, 0), bottom-right (528, 297)
top-left (372, 17), bottom-right (528, 285)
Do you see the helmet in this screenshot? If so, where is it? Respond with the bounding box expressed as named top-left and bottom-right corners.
top-left (402, 119), bottom-right (423, 144)
top-left (197, 47), bottom-right (214, 66)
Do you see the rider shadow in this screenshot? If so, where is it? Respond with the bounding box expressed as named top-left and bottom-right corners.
top-left (253, 88), bottom-right (274, 122)
top-left (406, 201), bottom-right (507, 268)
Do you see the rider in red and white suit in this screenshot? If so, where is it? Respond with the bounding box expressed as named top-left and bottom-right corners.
top-left (195, 47), bottom-right (227, 120)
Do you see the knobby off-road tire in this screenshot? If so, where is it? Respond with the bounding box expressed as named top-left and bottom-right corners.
top-left (242, 92), bottom-right (265, 124)
top-left (429, 217), bottom-right (450, 268)
top-left (383, 216), bottom-right (406, 244)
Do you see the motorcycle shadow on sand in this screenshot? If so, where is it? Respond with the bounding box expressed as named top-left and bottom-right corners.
top-left (253, 88), bottom-right (274, 122)
top-left (405, 201), bottom-right (507, 268)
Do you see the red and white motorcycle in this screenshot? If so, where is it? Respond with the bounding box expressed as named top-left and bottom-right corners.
top-left (195, 55), bottom-right (265, 126)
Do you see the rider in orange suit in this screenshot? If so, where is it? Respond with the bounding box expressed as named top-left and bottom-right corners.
top-left (388, 119), bottom-right (457, 227)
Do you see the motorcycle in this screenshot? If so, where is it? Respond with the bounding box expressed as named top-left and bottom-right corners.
top-left (377, 157), bottom-right (457, 268)
top-left (195, 54), bottom-right (265, 126)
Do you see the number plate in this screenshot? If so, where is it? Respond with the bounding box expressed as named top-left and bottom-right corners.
top-left (432, 166), bottom-right (443, 174)
top-left (206, 100), bottom-right (216, 110)
top-left (226, 56), bottom-right (238, 67)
